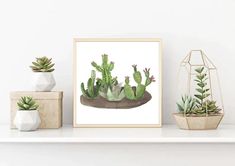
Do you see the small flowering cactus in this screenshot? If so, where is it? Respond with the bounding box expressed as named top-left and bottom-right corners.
top-left (124, 65), bottom-right (155, 100)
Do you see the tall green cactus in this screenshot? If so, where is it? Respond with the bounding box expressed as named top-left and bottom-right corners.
top-left (124, 65), bottom-right (155, 100)
top-left (81, 70), bottom-right (101, 99)
top-left (91, 54), bottom-right (118, 90)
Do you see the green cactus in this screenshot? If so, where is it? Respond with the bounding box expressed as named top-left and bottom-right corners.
top-left (124, 77), bottom-right (136, 100)
top-left (91, 54), bottom-right (118, 91)
top-left (81, 70), bottom-right (101, 99)
top-left (124, 65), bottom-right (155, 100)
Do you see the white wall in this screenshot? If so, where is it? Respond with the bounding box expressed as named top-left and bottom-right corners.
top-left (1, 0), bottom-right (235, 125)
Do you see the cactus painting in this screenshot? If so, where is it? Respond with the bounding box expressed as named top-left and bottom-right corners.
top-left (80, 54), bottom-right (155, 109)
top-left (73, 38), bottom-right (162, 127)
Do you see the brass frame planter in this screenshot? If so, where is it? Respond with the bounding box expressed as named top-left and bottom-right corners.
top-left (174, 50), bottom-right (224, 130)
top-left (173, 113), bottom-right (223, 130)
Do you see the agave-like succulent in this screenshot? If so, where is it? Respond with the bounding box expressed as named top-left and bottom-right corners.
top-left (176, 95), bottom-right (196, 114)
top-left (99, 83), bottom-right (125, 101)
top-left (17, 96), bottom-right (39, 110)
top-left (30, 56), bottom-right (55, 72)
top-left (106, 83), bottom-right (125, 101)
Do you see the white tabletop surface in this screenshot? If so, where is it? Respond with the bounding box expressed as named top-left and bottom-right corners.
top-left (0, 125), bottom-right (235, 143)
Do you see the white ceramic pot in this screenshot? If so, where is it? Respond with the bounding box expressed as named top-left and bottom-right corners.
top-left (32, 72), bottom-right (56, 91)
top-left (14, 110), bottom-right (41, 131)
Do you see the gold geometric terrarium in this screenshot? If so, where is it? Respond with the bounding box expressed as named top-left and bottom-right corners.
top-left (173, 50), bottom-right (224, 130)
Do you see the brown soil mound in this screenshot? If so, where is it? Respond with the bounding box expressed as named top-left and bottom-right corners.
top-left (80, 91), bottom-right (152, 109)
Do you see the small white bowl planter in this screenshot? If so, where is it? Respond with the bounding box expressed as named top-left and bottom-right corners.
top-left (32, 72), bottom-right (56, 91)
top-left (14, 110), bottom-right (41, 131)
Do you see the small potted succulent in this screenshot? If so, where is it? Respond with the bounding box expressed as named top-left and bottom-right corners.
top-left (30, 56), bottom-right (56, 91)
top-left (14, 96), bottom-right (41, 131)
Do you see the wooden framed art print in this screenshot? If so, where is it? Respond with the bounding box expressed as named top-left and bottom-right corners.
top-left (73, 38), bottom-right (162, 127)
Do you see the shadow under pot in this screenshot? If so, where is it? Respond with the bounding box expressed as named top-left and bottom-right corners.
top-left (14, 110), bottom-right (41, 131)
top-left (32, 72), bottom-right (56, 91)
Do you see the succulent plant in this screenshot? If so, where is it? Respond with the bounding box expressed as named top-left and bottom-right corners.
top-left (202, 100), bottom-right (221, 114)
top-left (176, 95), bottom-right (196, 114)
top-left (192, 67), bottom-right (220, 115)
top-left (91, 54), bottom-right (118, 91)
top-left (124, 65), bottom-right (155, 100)
top-left (17, 96), bottom-right (39, 110)
top-left (30, 56), bottom-right (55, 72)
top-left (99, 83), bottom-right (125, 101)
top-left (194, 67), bottom-right (210, 107)
top-left (81, 70), bottom-right (101, 99)
top-left (176, 67), bottom-right (221, 116)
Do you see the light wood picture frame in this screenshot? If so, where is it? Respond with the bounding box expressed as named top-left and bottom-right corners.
top-left (73, 38), bottom-right (162, 127)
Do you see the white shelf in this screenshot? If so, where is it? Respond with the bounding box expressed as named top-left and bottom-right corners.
top-left (1, 125), bottom-right (235, 143)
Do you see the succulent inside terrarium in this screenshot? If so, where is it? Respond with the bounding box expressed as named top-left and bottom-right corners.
top-left (30, 56), bottom-right (55, 72)
top-left (80, 54), bottom-right (156, 108)
top-left (177, 67), bottom-right (221, 116)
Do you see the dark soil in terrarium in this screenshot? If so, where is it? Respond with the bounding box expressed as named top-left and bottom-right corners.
top-left (80, 91), bottom-right (152, 109)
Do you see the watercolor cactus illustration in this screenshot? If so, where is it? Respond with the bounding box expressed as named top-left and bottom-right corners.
top-left (90, 54), bottom-right (123, 101)
top-left (80, 54), bottom-right (156, 108)
top-left (124, 65), bottom-right (155, 100)
top-left (81, 70), bottom-right (101, 99)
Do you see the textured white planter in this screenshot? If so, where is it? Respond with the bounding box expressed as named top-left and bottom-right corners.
top-left (14, 110), bottom-right (41, 131)
top-left (32, 72), bottom-right (56, 91)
